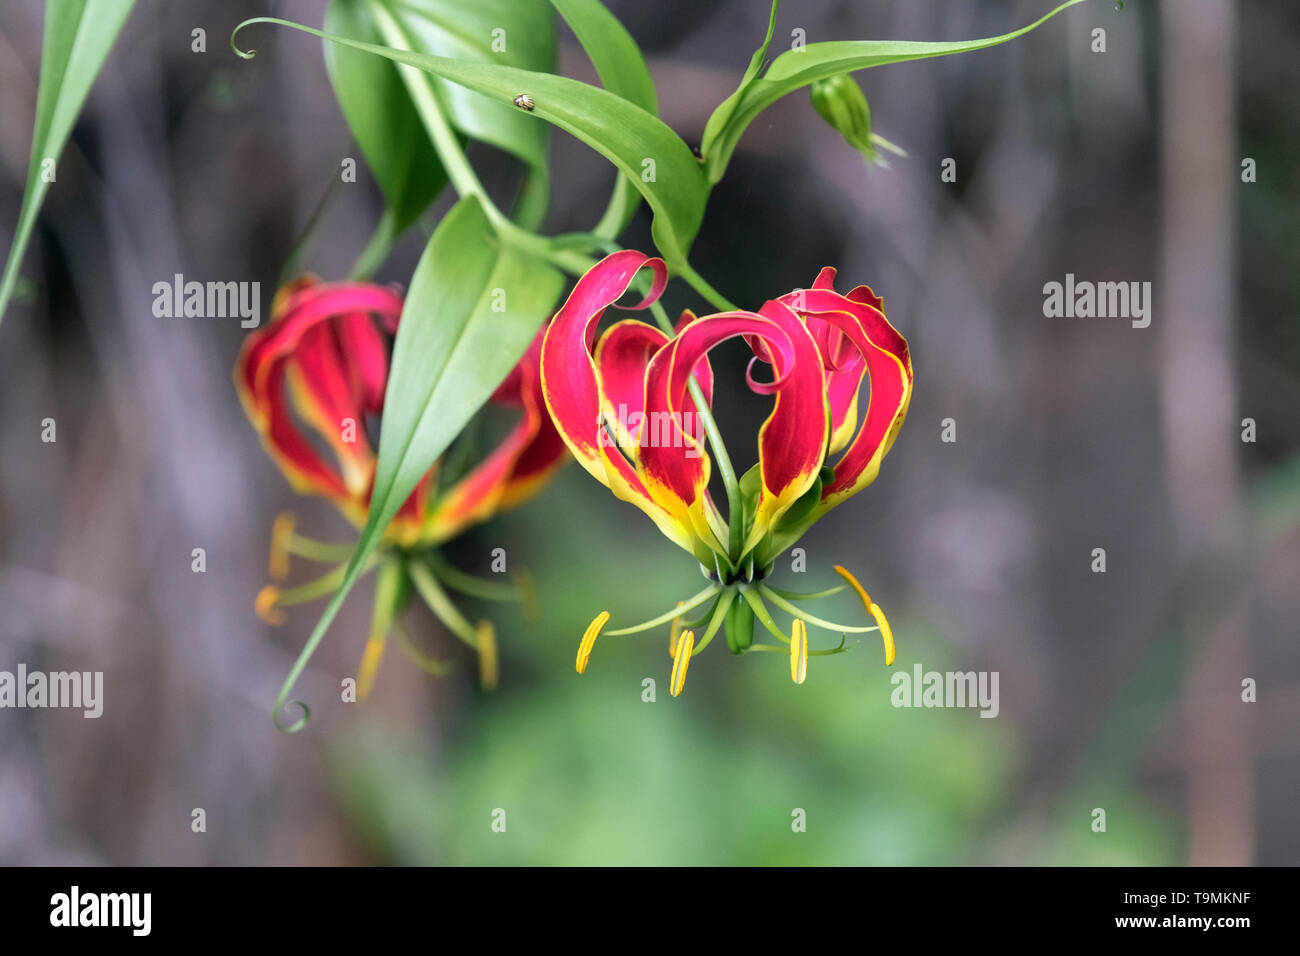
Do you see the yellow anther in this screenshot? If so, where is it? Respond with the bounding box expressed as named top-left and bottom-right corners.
top-left (513, 568), bottom-right (540, 624)
top-left (255, 586), bottom-right (286, 626)
top-left (790, 619), bottom-right (808, 684)
top-left (356, 632), bottom-right (386, 701)
top-left (834, 565), bottom-right (895, 666)
top-left (868, 602), bottom-right (894, 667)
top-left (268, 512), bottom-right (296, 581)
top-left (576, 611), bottom-right (610, 674)
top-left (477, 621), bottom-right (498, 691)
top-left (668, 601), bottom-right (685, 657)
top-left (670, 630), bottom-right (695, 697)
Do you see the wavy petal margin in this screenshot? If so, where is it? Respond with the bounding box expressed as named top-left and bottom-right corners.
top-left (539, 250), bottom-right (705, 554)
top-left (235, 280), bottom-right (405, 525)
top-left (793, 281), bottom-right (912, 512)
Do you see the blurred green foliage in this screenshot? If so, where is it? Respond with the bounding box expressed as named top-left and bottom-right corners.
top-left (325, 470), bottom-right (1177, 864)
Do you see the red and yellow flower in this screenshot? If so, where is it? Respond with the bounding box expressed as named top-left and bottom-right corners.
top-left (236, 276), bottom-right (565, 696)
top-left (541, 251), bottom-right (912, 693)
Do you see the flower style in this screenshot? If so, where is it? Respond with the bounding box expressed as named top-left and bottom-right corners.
top-left (236, 276), bottom-right (566, 696)
top-left (541, 250), bottom-right (912, 694)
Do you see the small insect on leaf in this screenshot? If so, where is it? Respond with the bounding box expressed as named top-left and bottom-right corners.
top-left (513, 93), bottom-right (535, 111)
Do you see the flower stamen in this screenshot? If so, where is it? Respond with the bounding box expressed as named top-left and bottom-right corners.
top-left (393, 620), bottom-right (452, 676)
top-left (255, 585), bottom-right (285, 625)
top-left (757, 584), bottom-right (876, 634)
top-left (670, 630), bottom-right (695, 697)
top-left (577, 611), bottom-right (610, 674)
top-left (477, 621), bottom-right (498, 691)
top-left (763, 583), bottom-right (847, 602)
top-left (269, 512), bottom-right (296, 580)
top-left (356, 631), bottom-right (386, 701)
top-left (833, 565), bottom-right (895, 666)
top-left (357, 559), bottom-right (403, 700)
top-left (604, 585), bottom-right (718, 636)
top-left (739, 586), bottom-right (790, 644)
top-left (790, 619), bottom-right (808, 684)
top-left (668, 601), bottom-right (685, 658)
top-left (514, 568), bottom-right (540, 623)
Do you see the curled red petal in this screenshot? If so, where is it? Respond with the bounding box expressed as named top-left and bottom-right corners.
top-left (795, 286), bottom-right (912, 508)
top-left (428, 327), bottom-right (568, 539)
top-left (746, 300), bottom-right (831, 546)
top-left (640, 306), bottom-right (827, 554)
top-left (539, 251), bottom-right (698, 552)
top-left (234, 280), bottom-right (404, 526)
top-left (336, 312), bottom-right (391, 412)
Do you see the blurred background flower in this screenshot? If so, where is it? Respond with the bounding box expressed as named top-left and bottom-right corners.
top-left (0, 0), bottom-right (1295, 865)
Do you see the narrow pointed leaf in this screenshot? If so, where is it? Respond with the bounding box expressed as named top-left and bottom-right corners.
top-left (701, 0), bottom-right (1090, 183)
top-left (232, 16), bottom-right (708, 269)
top-left (698, 0), bottom-right (777, 171)
top-left (548, 0), bottom-right (658, 237)
top-left (374, 195), bottom-right (563, 535)
top-left (324, 0), bottom-right (449, 233)
top-left (367, 0), bottom-right (557, 230)
top-left (268, 195), bottom-right (563, 729)
top-left (0, 0), bottom-right (137, 326)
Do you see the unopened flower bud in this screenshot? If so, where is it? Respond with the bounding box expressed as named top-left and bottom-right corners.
top-left (810, 74), bottom-right (877, 161)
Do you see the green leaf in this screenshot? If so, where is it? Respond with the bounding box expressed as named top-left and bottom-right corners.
top-left (232, 16), bottom-right (709, 270)
top-left (547, 0), bottom-right (658, 237)
top-left (324, 0), bottom-right (448, 233)
top-left (372, 0), bottom-right (556, 230)
top-left (325, 0), bottom-right (556, 233)
top-left (0, 0), bottom-right (136, 327)
top-left (700, 0), bottom-right (1090, 184)
top-left (698, 0), bottom-right (777, 172)
top-left (375, 196), bottom-right (563, 537)
top-left (269, 195), bottom-right (564, 730)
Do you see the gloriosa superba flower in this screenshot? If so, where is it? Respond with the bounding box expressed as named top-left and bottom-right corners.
top-left (235, 276), bottom-right (566, 698)
top-left (541, 250), bottom-right (913, 695)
